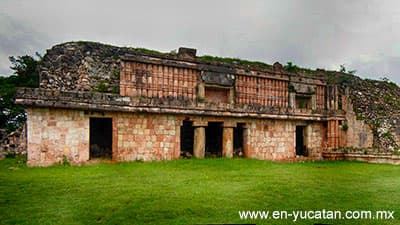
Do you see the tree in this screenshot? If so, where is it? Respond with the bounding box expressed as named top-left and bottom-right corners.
top-left (9, 53), bottom-right (41, 87)
top-left (339, 64), bottom-right (356, 75)
top-left (0, 54), bottom-right (41, 134)
top-left (284, 62), bottom-right (299, 72)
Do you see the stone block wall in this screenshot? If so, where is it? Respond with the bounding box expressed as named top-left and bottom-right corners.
top-left (306, 122), bottom-right (326, 158)
top-left (115, 113), bottom-right (180, 161)
top-left (26, 108), bottom-right (181, 166)
top-left (345, 103), bottom-right (374, 148)
top-left (26, 108), bottom-right (89, 166)
top-left (204, 87), bottom-right (229, 103)
top-left (245, 119), bottom-right (324, 160)
top-left (26, 106), bottom-right (328, 166)
top-left (246, 120), bottom-right (296, 160)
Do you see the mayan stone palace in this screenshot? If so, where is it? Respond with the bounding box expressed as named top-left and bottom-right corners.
top-left (15, 42), bottom-right (400, 166)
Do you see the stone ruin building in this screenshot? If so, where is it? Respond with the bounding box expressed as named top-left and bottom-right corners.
top-left (15, 41), bottom-right (400, 166)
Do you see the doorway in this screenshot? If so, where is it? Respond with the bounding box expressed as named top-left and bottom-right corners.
top-left (89, 118), bottom-right (112, 159)
top-left (234, 123), bottom-right (245, 157)
top-left (296, 126), bottom-right (307, 156)
top-left (180, 119), bottom-right (194, 157)
top-left (205, 122), bottom-right (223, 157)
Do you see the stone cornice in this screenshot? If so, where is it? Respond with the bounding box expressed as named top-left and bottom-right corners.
top-left (16, 88), bottom-right (345, 121)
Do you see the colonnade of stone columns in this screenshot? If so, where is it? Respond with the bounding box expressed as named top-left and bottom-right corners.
top-left (192, 120), bottom-right (247, 158)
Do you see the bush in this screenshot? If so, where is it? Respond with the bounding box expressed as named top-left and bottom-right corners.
top-left (5, 152), bottom-right (16, 158)
top-left (62, 155), bottom-right (70, 166)
top-left (342, 123), bottom-right (349, 131)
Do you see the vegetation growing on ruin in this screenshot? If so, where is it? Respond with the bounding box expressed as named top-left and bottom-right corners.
top-left (341, 122), bottom-right (349, 131)
top-left (283, 61), bottom-right (299, 72)
top-left (198, 55), bottom-right (273, 70)
top-left (94, 81), bottom-right (108, 93)
top-left (0, 158), bottom-right (399, 225)
top-left (67, 41), bottom-right (173, 59)
top-left (131, 47), bottom-right (169, 56)
top-left (111, 70), bottom-right (120, 94)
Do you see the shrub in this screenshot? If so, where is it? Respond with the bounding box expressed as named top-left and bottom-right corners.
top-left (342, 123), bottom-right (349, 131)
top-left (5, 152), bottom-right (16, 158)
top-left (62, 156), bottom-right (70, 166)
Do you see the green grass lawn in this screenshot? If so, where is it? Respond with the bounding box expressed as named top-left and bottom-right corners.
top-left (0, 158), bottom-right (399, 225)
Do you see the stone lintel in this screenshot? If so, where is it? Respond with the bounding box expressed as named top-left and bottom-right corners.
top-left (241, 123), bottom-right (249, 129)
top-left (223, 121), bottom-right (237, 128)
top-left (193, 120), bottom-right (208, 127)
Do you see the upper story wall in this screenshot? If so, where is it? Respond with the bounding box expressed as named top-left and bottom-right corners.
top-left (235, 74), bottom-right (289, 107)
top-left (119, 51), bottom-right (331, 114)
top-left (120, 61), bottom-right (198, 102)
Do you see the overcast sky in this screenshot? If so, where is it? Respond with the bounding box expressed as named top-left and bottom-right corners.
top-left (1, 0), bottom-right (399, 84)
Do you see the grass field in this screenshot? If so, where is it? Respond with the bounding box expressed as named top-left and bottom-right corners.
top-left (0, 158), bottom-right (399, 225)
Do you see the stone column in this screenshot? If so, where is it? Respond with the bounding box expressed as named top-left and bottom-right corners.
top-left (222, 121), bottom-right (236, 158)
top-left (193, 121), bottom-right (207, 158)
top-left (289, 92), bottom-right (296, 108)
top-left (311, 94), bottom-right (317, 110)
top-left (228, 88), bottom-right (235, 104)
top-left (334, 86), bottom-right (339, 111)
top-left (327, 119), bottom-right (339, 149)
top-left (197, 82), bottom-right (205, 100)
top-left (305, 125), bottom-right (311, 156)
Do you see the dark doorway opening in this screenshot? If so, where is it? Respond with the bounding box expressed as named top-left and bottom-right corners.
top-left (206, 122), bottom-right (223, 157)
top-left (90, 118), bottom-right (112, 159)
top-left (296, 126), bottom-right (307, 156)
top-left (180, 119), bottom-right (194, 158)
top-left (234, 123), bottom-right (245, 157)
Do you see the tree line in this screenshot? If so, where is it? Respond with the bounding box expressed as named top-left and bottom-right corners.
top-left (0, 54), bottom-right (40, 137)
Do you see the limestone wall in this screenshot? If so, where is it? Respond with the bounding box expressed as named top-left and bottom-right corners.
top-left (345, 102), bottom-right (374, 148)
top-left (26, 108), bottom-right (89, 166)
top-left (246, 120), bottom-right (295, 160)
top-left (26, 108), bottom-right (181, 166)
top-left (115, 113), bottom-right (180, 161)
top-left (245, 119), bottom-right (325, 160)
top-left (306, 122), bottom-right (327, 158)
top-left (26, 106), bottom-right (329, 166)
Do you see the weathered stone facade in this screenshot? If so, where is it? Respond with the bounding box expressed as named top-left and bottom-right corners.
top-left (15, 41), bottom-right (400, 166)
top-left (344, 102), bottom-right (374, 148)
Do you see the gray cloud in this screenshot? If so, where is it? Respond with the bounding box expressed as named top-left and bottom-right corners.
top-left (0, 0), bottom-right (399, 84)
top-left (0, 12), bottom-right (50, 75)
